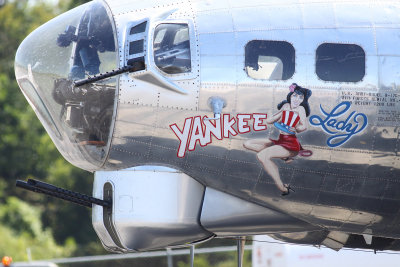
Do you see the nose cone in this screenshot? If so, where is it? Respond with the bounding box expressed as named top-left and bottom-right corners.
top-left (15, 1), bottom-right (118, 170)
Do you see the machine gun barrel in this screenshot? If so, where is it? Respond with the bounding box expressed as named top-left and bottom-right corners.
top-left (16, 179), bottom-right (111, 208)
top-left (73, 61), bottom-right (144, 87)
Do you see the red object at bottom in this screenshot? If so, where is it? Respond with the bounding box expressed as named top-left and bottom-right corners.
top-left (2, 256), bottom-right (12, 267)
top-left (271, 134), bottom-right (301, 152)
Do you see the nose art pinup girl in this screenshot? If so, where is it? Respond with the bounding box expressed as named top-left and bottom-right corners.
top-left (243, 83), bottom-right (312, 196)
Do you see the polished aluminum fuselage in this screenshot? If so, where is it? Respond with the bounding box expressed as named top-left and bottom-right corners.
top-left (97, 0), bottom-right (400, 240)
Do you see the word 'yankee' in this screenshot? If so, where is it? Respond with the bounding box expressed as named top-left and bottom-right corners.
top-left (170, 114), bottom-right (268, 158)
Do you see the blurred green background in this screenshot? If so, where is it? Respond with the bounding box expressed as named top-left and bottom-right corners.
top-left (0, 0), bottom-right (107, 261)
top-left (0, 1), bottom-right (251, 265)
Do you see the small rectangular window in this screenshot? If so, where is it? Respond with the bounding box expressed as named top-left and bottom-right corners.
top-left (130, 21), bottom-right (147, 35)
top-left (127, 57), bottom-right (145, 71)
top-left (245, 40), bottom-right (295, 80)
top-left (316, 43), bottom-right (365, 82)
top-left (129, 40), bottom-right (144, 55)
top-left (153, 24), bottom-right (191, 74)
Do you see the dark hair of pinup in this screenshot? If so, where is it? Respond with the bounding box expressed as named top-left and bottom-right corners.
top-left (277, 83), bottom-right (312, 117)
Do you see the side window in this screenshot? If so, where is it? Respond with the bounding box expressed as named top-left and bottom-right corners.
top-left (125, 21), bottom-right (147, 69)
top-left (130, 21), bottom-right (147, 35)
top-left (245, 40), bottom-right (295, 80)
top-left (316, 43), bottom-right (365, 82)
top-left (153, 23), bottom-right (191, 74)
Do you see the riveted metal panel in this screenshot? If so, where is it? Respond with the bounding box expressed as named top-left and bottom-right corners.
top-left (199, 32), bottom-right (236, 56)
top-left (379, 56), bottom-right (400, 90)
top-left (236, 83), bottom-right (275, 114)
top-left (196, 10), bottom-right (234, 34)
top-left (200, 55), bottom-right (236, 83)
top-left (363, 55), bottom-right (379, 88)
top-left (191, 0), bottom-right (230, 12)
top-left (370, 3), bottom-right (400, 26)
top-left (106, 0), bottom-right (187, 16)
top-left (119, 76), bottom-right (160, 107)
top-left (201, 187), bottom-right (319, 236)
top-left (376, 28), bottom-right (400, 56)
top-left (303, 28), bottom-right (339, 52)
top-left (228, 0), bottom-right (301, 10)
top-left (113, 104), bottom-right (158, 136)
top-left (97, 0), bottom-right (400, 240)
top-left (234, 29), bottom-right (307, 57)
top-left (198, 83), bottom-right (236, 113)
top-left (302, 3), bottom-right (335, 29)
top-left (294, 54), bottom-right (312, 86)
top-left (92, 180), bottom-right (120, 251)
top-left (334, 3), bottom-right (374, 28)
top-left (231, 5), bottom-right (303, 32)
top-left (93, 168), bottom-right (212, 251)
top-left (157, 80), bottom-right (200, 109)
top-left (335, 28), bottom-right (375, 56)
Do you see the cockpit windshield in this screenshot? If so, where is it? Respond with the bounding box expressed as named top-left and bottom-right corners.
top-left (15, 1), bottom-right (118, 170)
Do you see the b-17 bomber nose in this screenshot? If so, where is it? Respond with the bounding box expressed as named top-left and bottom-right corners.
top-left (14, 1), bottom-right (118, 171)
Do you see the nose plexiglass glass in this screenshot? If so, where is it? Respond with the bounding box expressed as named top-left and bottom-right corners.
top-left (15, 1), bottom-right (118, 170)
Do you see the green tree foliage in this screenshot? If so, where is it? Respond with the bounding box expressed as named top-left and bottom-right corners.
top-left (177, 255), bottom-right (210, 267)
top-left (177, 251), bottom-right (252, 267)
top-left (0, 0), bottom-right (103, 260)
top-left (0, 197), bottom-right (42, 237)
top-left (0, 0), bottom-right (57, 200)
top-left (0, 197), bottom-right (76, 261)
top-left (67, 0), bottom-right (90, 9)
top-left (1, 1), bottom-right (253, 264)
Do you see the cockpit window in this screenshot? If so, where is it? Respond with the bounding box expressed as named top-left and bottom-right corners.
top-left (153, 24), bottom-right (191, 74)
top-left (15, 1), bottom-right (118, 170)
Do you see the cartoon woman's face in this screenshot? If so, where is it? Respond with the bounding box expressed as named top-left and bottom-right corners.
top-left (290, 91), bottom-right (304, 108)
